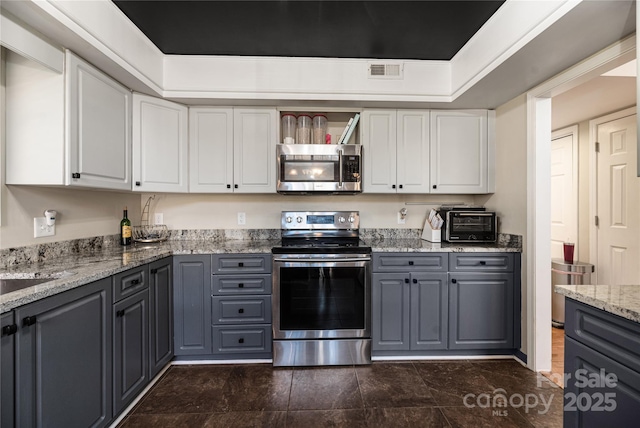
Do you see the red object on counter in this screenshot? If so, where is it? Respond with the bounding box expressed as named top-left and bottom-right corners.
top-left (563, 242), bottom-right (575, 264)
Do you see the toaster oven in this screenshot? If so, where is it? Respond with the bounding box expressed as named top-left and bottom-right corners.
top-left (440, 208), bottom-right (498, 243)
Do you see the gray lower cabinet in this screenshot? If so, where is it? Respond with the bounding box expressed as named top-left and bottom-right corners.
top-left (149, 257), bottom-right (173, 378)
top-left (372, 253), bottom-right (448, 353)
top-left (173, 255), bottom-right (212, 356)
top-left (564, 298), bottom-right (640, 427)
top-left (1, 311), bottom-right (16, 428)
top-left (448, 253), bottom-right (518, 350)
top-left (14, 278), bottom-right (112, 428)
top-left (211, 254), bottom-right (272, 359)
top-left (113, 265), bottom-right (149, 416)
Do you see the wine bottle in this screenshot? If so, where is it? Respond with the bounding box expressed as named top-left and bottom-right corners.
top-left (120, 207), bottom-right (132, 246)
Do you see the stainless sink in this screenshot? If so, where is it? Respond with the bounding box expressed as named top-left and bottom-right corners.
top-left (0, 271), bottom-right (76, 295)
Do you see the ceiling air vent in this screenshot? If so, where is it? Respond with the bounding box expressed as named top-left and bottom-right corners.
top-left (368, 63), bottom-right (403, 79)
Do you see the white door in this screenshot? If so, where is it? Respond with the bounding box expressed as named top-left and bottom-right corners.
top-left (430, 110), bottom-right (488, 194)
top-left (189, 107), bottom-right (234, 192)
top-left (233, 108), bottom-right (277, 193)
top-left (550, 126), bottom-right (578, 260)
top-left (132, 94), bottom-right (188, 192)
top-left (595, 112), bottom-right (639, 286)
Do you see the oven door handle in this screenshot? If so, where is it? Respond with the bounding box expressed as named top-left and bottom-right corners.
top-left (273, 257), bottom-right (371, 263)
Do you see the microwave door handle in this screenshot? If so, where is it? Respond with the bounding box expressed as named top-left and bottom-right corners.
top-left (338, 148), bottom-right (344, 187)
top-left (457, 212), bottom-right (494, 216)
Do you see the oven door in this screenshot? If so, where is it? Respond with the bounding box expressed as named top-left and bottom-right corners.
top-left (272, 254), bottom-right (371, 339)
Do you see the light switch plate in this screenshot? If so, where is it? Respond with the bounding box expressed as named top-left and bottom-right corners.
top-left (237, 212), bottom-right (246, 225)
top-left (34, 217), bottom-right (55, 238)
top-left (154, 213), bottom-right (164, 225)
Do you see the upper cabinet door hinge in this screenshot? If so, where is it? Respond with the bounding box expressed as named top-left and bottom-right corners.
top-left (595, 142), bottom-right (600, 152)
top-left (595, 215), bottom-right (599, 226)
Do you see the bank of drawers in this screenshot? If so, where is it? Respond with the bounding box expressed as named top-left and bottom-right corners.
top-left (211, 254), bottom-right (272, 356)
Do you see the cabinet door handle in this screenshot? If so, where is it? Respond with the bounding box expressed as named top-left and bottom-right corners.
top-left (399, 184), bottom-right (403, 189)
top-left (238, 308), bottom-right (244, 314)
top-left (234, 184), bottom-right (238, 189)
top-left (227, 184), bottom-right (231, 189)
top-left (131, 279), bottom-right (140, 285)
top-left (412, 278), bottom-right (417, 283)
top-left (150, 268), bottom-right (158, 274)
top-left (433, 185), bottom-right (437, 189)
top-left (22, 316), bottom-right (37, 327)
top-left (135, 181), bottom-right (141, 186)
top-left (392, 184), bottom-right (396, 189)
top-left (479, 261), bottom-right (486, 265)
top-left (238, 338), bottom-right (245, 344)
top-left (1, 324), bottom-right (17, 336)
top-left (72, 172), bottom-right (81, 179)
top-left (451, 278), bottom-right (457, 284)
top-left (408, 261), bottom-right (414, 266)
top-left (404, 278), bottom-right (409, 283)
top-left (238, 283), bottom-right (244, 288)
top-left (116, 310), bottom-right (125, 318)
top-left (238, 262), bottom-right (244, 267)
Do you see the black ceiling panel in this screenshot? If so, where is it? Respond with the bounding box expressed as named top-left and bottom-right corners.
top-left (113, 1), bottom-right (504, 60)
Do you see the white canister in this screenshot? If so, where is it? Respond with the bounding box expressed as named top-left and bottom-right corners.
top-left (297, 114), bottom-right (312, 144)
top-left (281, 113), bottom-right (296, 144)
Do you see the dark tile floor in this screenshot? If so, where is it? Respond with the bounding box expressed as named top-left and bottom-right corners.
top-left (117, 360), bottom-right (563, 428)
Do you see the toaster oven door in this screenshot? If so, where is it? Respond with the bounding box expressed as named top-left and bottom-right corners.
top-left (446, 212), bottom-right (497, 242)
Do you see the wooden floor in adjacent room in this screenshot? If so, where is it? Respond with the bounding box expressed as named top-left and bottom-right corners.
top-left (542, 326), bottom-right (565, 388)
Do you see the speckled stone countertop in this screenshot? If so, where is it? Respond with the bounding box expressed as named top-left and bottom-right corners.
top-left (1, 234), bottom-right (521, 314)
top-left (555, 284), bottom-right (640, 323)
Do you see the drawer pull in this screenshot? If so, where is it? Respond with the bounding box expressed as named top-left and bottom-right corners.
top-left (23, 316), bottom-right (37, 327)
top-left (451, 278), bottom-right (457, 284)
top-left (238, 308), bottom-right (244, 314)
top-left (131, 279), bottom-right (140, 285)
top-left (238, 262), bottom-right (244, 267)
top-left (408, 261), bottom-right (414, 266)
top-left (238, 338), bottom-right (244, 344)
top-left (2, 324), bottom-right (17, 336)
top-left (238, 283), bottom-right (244, 288)
top-left (479, 261), bottom-right (486, 266)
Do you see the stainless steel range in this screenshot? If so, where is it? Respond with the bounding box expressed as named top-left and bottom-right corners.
top-left (271, 211), bottom-right (372, 367)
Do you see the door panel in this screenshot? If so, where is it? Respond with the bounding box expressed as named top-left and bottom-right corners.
top-left (550, 127), bottom-right (577, 260)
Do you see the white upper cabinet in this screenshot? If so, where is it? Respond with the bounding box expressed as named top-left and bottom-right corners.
top-left (430, 110), bottom-right (494, 194)
top-left (132, 94), bottom-right (188, 192)
top-left (362, 109), bottom-right (430, 193)
top-left (232, 108), bottom-right (277, 193)
top-left (66, 53), bottom-right (131, 190)
top-left (189, 107), bottom-right (234, 192)
top-left (5, 50), bottom-right (131, 190)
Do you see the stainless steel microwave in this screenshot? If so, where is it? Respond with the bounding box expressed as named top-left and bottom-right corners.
top-left (440, 209), bottom-right (498, 243)
top-left (276, 144), bottom-right (362, 194)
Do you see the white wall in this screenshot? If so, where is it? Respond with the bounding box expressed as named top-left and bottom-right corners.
top-left (478, 93), bottom-right (528, 354)
top-left (0, 186), bottom-right (140, 249)
top-left (141, 193), bottom-right (476, 231)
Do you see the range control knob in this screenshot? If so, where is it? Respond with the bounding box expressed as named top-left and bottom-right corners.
top-left (348, 216), bottom-right (355, 223)
top-left (286, 216), bottom-right (292, 223)
top-left (296, 216), bottom-right (303, 223)
top-left (338, 216), bottom-right (346, 223)
top-left (469, 234), bottom-right (477, 240)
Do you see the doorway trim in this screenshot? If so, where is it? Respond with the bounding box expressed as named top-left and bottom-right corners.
top-left (588, 106), bottom-right (637, 284)
top-left (525, 35), bottom-right (635, 372)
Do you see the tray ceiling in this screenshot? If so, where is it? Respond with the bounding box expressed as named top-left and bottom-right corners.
top-left (112, 0), bottom-right (504, 60)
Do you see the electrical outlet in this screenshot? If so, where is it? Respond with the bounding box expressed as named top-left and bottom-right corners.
top-left (154, 213), bottom-right (164, 225)
top-left (34, 217), bottom-right (55, 238)
top-left (237, 212), bottom-right (246, 225)
top-left (397, 212), bottom-right (406, 225)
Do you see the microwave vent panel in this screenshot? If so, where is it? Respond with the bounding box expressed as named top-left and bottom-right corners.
top-left (368, 63), bottom-right (403, 79)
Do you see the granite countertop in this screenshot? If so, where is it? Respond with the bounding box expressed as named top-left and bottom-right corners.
top-left (555, 284), bottom-right (640, 323)
top-left (1, 237), bottom-right (521, 313)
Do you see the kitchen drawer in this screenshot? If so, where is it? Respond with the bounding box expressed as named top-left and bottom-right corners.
top-left (212, 325), bottom-right (272, 354)
top-left (212, 296), bottom-right (272, 324)
top-left (113, 265), bottom-right (148, 302)
top-left (212, 274), bottom-right (272, 295)
top-left (449, 253), bottom-right (514, 272)
top-left (372, 253), bottom-right (448, 273)
top-left (212, 254), bottom-right (271, 274)
top-left (565, 299), bottom-right (640, 374)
